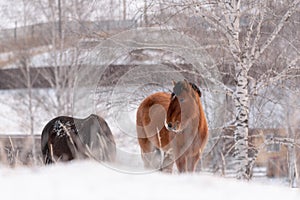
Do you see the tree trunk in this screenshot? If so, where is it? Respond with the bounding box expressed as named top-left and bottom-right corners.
top-left (143, 0), bottom-right (148, 26)
top-left (27, 66), bottom-right (37, 164)
top-left (234, 63), bottom-right (250, 179)
top-left (123, 0), bottom-right (126, 20)
top-left (287, 104), bottom-right (297, 187)
top-left (58, 0), bottom-right (62, 40)
top-left (288, 141), bottom-right (297, 187)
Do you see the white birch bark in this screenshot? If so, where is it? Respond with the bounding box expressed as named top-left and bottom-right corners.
top-left (234, 63), bottom-right (250, 179)
top-left (189, 0), bottom-right (300, 179)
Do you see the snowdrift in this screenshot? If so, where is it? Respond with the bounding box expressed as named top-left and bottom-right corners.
top-left (0, 161), bottom-right (299, 200)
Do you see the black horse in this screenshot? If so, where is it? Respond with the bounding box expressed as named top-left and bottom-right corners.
top-left (41, 114), bottom-right (116, 164)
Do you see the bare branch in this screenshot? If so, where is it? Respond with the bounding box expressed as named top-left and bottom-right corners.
top-left (254, 0), bottom-right (300, 60)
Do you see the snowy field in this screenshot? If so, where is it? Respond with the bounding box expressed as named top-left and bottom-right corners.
top-left (0, 160), bottom-right (299, 200)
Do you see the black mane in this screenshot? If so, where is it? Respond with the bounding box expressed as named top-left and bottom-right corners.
top-left (189, 82), bottom-right (201, 97)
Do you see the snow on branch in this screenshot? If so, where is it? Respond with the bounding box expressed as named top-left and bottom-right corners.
top-left (254, 55), bottom-right (300, 93)
top-left (249, 2), bottom-right (266, 61)
top-left (254, 0), bottom-right (300, 61)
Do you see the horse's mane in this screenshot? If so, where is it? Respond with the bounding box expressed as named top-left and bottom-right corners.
top-left (189, 82), bottom-right (201, 97)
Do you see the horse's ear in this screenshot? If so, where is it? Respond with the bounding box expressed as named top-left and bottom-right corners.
top-left (183, 79), bottom-right (190, 90)
top-left (172, 80), bottom-right (176, 86)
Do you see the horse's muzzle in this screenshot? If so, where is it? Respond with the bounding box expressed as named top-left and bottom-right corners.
top-left (165, 121), bottom-right (182, 133)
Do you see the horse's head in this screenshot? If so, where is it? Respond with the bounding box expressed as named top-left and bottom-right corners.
top-left (165, 80), bottom-right (201, 133)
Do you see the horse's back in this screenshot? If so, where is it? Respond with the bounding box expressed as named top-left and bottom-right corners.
top-left (136, 92), bottom-right (172, 150)
top-left (80, 114), bottom-right (116, 162)
top-left (136, 92), bottom-right (170, 127)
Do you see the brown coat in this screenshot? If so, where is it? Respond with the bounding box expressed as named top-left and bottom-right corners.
top-left (136, 81), bottom-right (208, 173)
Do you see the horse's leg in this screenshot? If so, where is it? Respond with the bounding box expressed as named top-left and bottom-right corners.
top-left (138, 138), bottom-right (151, 168)
top-left (137, 125), bottom-right (152, 168)
top-left (161, 148), bottom-right (174, 173)
top-left (138, 136), bottom-right (161, 169)
top-left (186, 153), bottom-right (200, 172)
top-left (175, 155), bottom-right (187, 173)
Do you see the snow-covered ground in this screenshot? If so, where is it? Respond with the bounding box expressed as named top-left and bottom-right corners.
top-left (0, 160), bottom-right (299, 200)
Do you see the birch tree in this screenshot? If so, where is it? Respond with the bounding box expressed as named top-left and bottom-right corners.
top-left (148, 0), bottom-right (300, 179)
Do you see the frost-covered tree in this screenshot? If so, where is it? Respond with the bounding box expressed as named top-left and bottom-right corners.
top-left (142, 0), bottom-right (300, 179)
top-left (199, 0), bottom-right (299, 180)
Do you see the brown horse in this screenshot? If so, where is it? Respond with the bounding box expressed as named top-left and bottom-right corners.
top-left (136, 80), bottom-right (208, 173)
top-left (41, 114), bottom-right (116, 164)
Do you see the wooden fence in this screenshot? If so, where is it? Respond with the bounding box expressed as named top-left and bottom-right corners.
top-left (0, 134), bottom-right (42, 166)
